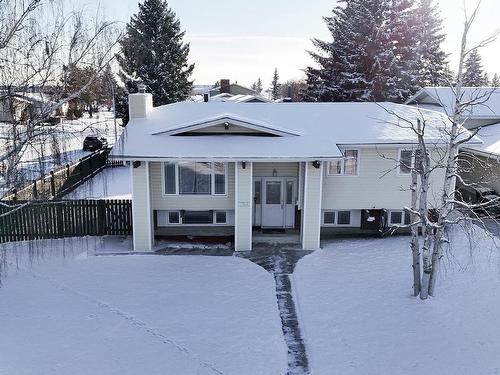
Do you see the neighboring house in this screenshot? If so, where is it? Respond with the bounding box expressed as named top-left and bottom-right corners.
top-left (407, 87), bottom-right (500, 196)
top-left (111, 91), bottom-right (479, 252)
top-left (191, 93), bottom-right (270, 103)
top-left (0, 92), bottom-right (65, 123)
top-left (193, 79), bottom-right (258, 96)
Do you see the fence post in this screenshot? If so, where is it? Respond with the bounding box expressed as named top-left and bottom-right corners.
top-left (66, 164), bottom-right (70, 178)
top-left (32, 180), bottom-right (37, 200)
top-left (12, 188), bottom-right (17, 202)
top-left (50, 171), bottom-right (56, 198)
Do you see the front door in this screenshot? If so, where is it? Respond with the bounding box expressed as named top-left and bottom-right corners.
top-left (261, 178), bottom-right (295, 228)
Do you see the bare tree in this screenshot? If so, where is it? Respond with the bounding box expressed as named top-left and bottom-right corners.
top-left (385, 2), bottom-right (500, 299)
top-left (0, 0), bottom-right (121, 193)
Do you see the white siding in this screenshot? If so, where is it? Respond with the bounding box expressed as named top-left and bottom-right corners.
top-left (149, 162), bottom-right (235, 210)
top-left (302, 162), bottom-right (323, 250)
top-left (321, 147), bottom-right (446, 210)
top-left (253, 162), bottom-right (299, 177)
top-left (235, 162), bottom-right (253, 251)
top-left (132, 162), bottom-right (153, 251)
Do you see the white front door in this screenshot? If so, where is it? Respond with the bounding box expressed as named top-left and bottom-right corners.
top-left (261, 178), bottom-right (295, 228)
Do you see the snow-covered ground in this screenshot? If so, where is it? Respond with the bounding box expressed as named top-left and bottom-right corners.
top-left (0, 111), bottom-right (123, 186)
top-left (0, 238), bottom-right (287, 375)
top-left (294, 226), bottom-right (500, 375)
top-left (64, 166), bottom-right (131, 200)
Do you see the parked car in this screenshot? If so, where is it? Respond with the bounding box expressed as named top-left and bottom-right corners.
top-left (83, 136), bottom-right (108, 151)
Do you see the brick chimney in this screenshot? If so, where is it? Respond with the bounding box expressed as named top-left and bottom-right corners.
top-left (129, 84), bottom-right (153, 119)
top-left (220, 79), bottom-right (230, 94)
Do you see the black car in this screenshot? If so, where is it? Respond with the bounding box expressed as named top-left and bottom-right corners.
top-left (83, 136), bottom-right (108, 151)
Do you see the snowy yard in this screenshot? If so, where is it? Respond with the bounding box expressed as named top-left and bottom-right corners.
top-left (294, 227), bottom-right (500, 375)
top-left (2, 226), bottom-right (500, 375)
top-left (0, 239), bottom-right (287, 375)
top-left (0, 111), bottom-right (123, 186)
top-left (64, 166), bottom-right (131, 200)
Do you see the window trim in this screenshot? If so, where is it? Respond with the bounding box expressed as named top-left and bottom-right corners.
top-left (327, 149), bottom-right (360, 177)
top-left (389, 210), bottom-right (412, 226)
top-left (214, 211), bottom-right (228, 225)
top-left (162, 162), bottom-right (228, 196)
top-left (322, 210), bottom-right (352, 226)
top-left (398, 149), bottom-right (416, 176)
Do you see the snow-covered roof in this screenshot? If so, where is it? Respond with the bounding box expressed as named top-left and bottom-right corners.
top-left (406, 87), bottom-right (500, 119)
top-left (111, 102), bottom-right (481, 161)
top-left (463, 123), bottom-right (500, 157)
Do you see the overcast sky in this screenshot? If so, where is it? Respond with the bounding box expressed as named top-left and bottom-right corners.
top-left (75, 0), bottom-right (500, 87)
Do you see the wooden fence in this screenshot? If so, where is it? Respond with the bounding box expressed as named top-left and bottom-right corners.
top-left (0, 199), bottom-right (132, 243)
top-left (2, 148), bottom-right (123, 201)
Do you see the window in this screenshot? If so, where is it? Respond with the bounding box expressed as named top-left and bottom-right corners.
top-left (163, 162), bottom-right (227, 195)
top-left (324, 212), bottom-right (336, 225)
top-left (389, 210), bottom-right (412, 225)
top-left (399, 150), bottom-right (413, 174)
top-left (183, 211), bottom-right (213, 224)
top-left (344, 150), bottom-right (358, 175)
top-left (214, 162), bottom-right (226, 195)
top-left (266, 181), bottom-right (282, 204)
top-left (390, 211), bottom-right (403, 225)
top-left (164, 162), bottom-right (177, 194)
top-left (254, 180), bottom-right (261, 204)
top-left (338, 211), bottom-right (351, 225)
top-left (168, 211), bottom-right (181, 224)
top-left (286, 181), bottom-right (293, 204)
top-left (215, 211), bottom-right (227, 224)
top-left (328, 149), bottom-right (359, 176)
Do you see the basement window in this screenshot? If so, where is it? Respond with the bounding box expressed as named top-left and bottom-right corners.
top-left (215, 211), bottom-right (227, 224)
top-left (337, 211), bottom-right (351, 225)
top-left (324, 211), bottom-right (336, 225)
top-left (182, 211), bottom-right (214, 224)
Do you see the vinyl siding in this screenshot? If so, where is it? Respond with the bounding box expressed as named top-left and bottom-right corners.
top-left (253, 162), bottom-right (299, 177)
top-left (149, 162), bottom-right (235, 210)
top-left (321, 147), bottom-right (446, 210)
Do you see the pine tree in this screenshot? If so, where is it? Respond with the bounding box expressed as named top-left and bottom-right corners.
top-left (413, 0), bottom-right (449, 87)
top-left (463, 49), bottom-right (488, 86)
top-left (491, 73), bottom-right (500, 87)
top-left (304, 0), bottom-right (395, 102)
top-left (269, 68), bottom-right (281, 100)
top-left (304, 0), bottom-right (449, 102)
top-left (117, 0), bottom-right (194, 114)
top-left (251, 77), bottom-right (263, 94)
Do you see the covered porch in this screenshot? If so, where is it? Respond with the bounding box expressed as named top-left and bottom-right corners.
top-left (130, 160), bottom-right (325, 252)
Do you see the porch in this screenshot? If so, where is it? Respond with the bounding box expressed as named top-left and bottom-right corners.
top-left (130, 160), bottom-right (325, 252)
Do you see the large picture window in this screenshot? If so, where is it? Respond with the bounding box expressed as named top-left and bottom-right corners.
top-left (328, 149), bottom-right (359, 176)
top-left (163, 162), bottom-right (227, 195)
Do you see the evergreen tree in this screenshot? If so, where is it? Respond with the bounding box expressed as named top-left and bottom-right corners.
top-left (117, 0), bottom-right (194, 118)
top-left (413, 0), bottom-right (448, 87)
top-left (491, 73), bottom-right (500, 87)
top-left (269, 68), bottom-right (281, 100)
top-left (304, 0), bottom-right (395, 102)
top-left (251, 77), bottom-right (263, 94)
top-left (304, 0), bottom-right (448, 102)
top-left (463, 49), bottom-right (488, 86)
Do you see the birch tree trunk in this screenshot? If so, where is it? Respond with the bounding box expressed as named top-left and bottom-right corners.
top-left (410, 154), bottom-right (421, 296)
top-left (428, 19), bottom-right (467, 297)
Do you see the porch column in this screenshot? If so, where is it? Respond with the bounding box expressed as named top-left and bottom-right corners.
top-left (131, 161), bottom-right (154, 251)
top-left (301, 161), bottom-right (323, 250)
top-left (234, 161), bottom-right (253, 251)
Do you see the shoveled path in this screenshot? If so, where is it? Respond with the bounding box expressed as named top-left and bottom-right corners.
top-left (237, 245), bottom-right (312, 375)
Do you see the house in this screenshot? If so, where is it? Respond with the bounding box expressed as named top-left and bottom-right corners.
top-left (406, 87), bottom-right (500, 196)
top-left (0, 91), bottom-right (64, 123)
top-left (191, 93), bottom-right (270, 103)
top-left (193, 79), bottom-right (257, 97)
top-left (111, 91), bottom-right (479, 252)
